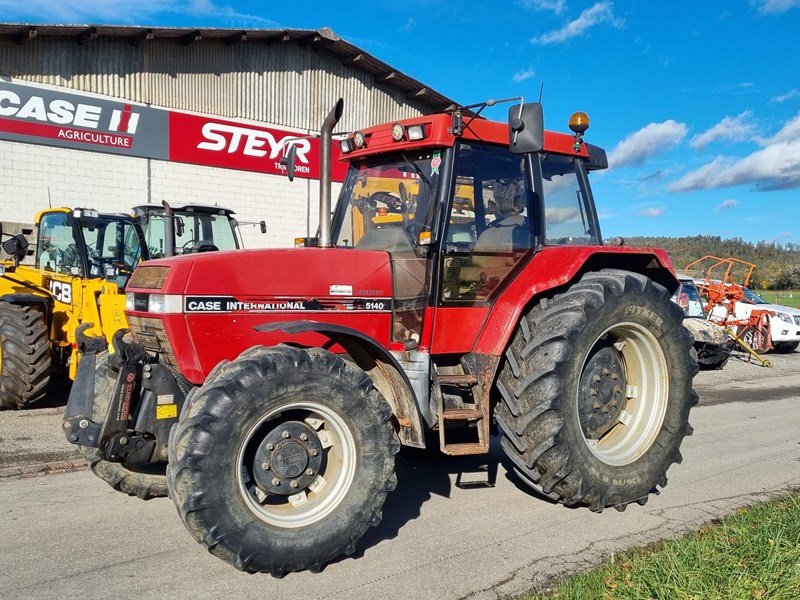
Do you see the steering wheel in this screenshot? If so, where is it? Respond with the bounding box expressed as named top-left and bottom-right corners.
top-left (180, 239), bottom-right (198, 252)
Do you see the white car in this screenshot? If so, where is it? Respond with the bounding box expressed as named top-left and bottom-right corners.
top-left (705, 284), bottom-right (800, 353)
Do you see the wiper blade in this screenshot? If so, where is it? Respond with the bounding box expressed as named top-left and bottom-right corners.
top-left (401, 153), bottom-right (433, 188)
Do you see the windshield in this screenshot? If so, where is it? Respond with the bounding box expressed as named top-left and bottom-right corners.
top-left (673, 280), bottom-right (706, 318)
top-left (78, 216), bottom-right (144, 288)
top-left (743, 288), bottom-right (768, 304)
top-left (143, 211), bottom-right (238, 258)
top-left (331, 150), bottom-right (442, 254)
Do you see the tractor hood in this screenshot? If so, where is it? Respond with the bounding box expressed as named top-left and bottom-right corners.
top-left (125, 248), bottom-right (397, 383)
top-left (135, 247), bottom-right (394, 303)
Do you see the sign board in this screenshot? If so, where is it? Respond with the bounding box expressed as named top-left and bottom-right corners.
top-left (0, 78), bottom-right (347, 181)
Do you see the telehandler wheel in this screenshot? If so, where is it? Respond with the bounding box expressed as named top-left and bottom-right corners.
top-left (0, 302), bottom-right (51, 409)
top-left (78, 353), bottom-right (168, 499)
top-left (496, 270), bottom-right (698, 512)
top-left (167, 345), bottom-right (399, 576)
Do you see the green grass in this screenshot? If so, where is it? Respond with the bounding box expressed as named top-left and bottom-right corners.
top-left (529, 493), bottom-right (800, 600)
top-left (756, 290), bottom-right (800, 309)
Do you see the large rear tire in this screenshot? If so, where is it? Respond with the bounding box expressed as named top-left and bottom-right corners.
top-left (78, 353), bottom-right (168, 499)
top-left (496, 270), bottom-right (698, 511)
top-left (0, 302), bottom-right (51, 409)
top-left (167, 345), bottom-right (399, 575)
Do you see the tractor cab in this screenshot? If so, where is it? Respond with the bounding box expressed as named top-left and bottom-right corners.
top-left (324, 108), bottom-right (607, 348)
top-left (133, 203), bottom-right (242, 258)
top-left (36, 207), bottom-right (147, 289)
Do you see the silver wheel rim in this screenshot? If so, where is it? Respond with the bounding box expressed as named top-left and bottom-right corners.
top-left (236, 401), bottom-right (357, 528)
top-left (578, 322), bottom-right (669, 467)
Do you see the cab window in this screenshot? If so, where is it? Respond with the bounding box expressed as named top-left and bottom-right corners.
top-left (440, 142), bottom-right (534, 303)
top-left (542, 154), bottom-right (594, 245)
top-left (36, 213), bottom-right (82, 276)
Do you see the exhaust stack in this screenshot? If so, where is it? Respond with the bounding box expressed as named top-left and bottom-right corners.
top-left (162, 200), bottom-right (176, 258)
top-left (318, 98), bottom-right (344, 248)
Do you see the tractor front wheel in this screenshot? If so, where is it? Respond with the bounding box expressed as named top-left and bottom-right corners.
top-left (78, 353), bottom-right (168, 499)
top-left (496, 270), bottom-right (698, 511)
top-left (0, 302), bottom-right (51, 409)
top-left (167, 345), bottom-right (398, 575)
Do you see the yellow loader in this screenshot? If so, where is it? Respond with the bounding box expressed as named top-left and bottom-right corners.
top-left (0, 203), bottom-right (249, 409)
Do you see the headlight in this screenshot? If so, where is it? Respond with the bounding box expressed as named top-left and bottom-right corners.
top-left (353, 131), bottom-right (366, 148)
top-left (407, 124), bottom-right (426, 141)
top-left (148, 294), bottom-right (183, 314)
top-left (391, 123), bottom-right (405, 141)
top-left (775, 312), bottom-right (793, 324)
top-left (125, 292), bottom-right (135, 311)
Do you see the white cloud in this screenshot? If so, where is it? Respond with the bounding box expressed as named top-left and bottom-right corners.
top-left (520, 0), bottom-right (567, 14)
top-left (690, 111), bottom-right (756, 150)
top-left (756, 113), bottom-right (800, 145)
top-left (669, 141), bottom-right (800, 193)
top-left (716, 198), bottom-right (742, 211)
top-left (531, 1), bottom-right (623, 45)
top-left (512, 68), bottom-right (536, 83)
top-left (607, 120), bottom-right (688, 168)
top-left (545, 206), bottom-right (580, 223)
top-left (751, 0), bottom-right (800, 14)
top-left (637, 206), bottom-right (664, 217)
top-left (770, 88), bottom-right (800, 103)
top-left (0, 0), bottom-right (277, 25)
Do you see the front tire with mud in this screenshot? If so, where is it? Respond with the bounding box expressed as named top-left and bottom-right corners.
top-left (0, 302), bottom-right (51, 409)
top-left (496, 270), bottom-right (697, 511)
top-left (167, 345), bottom-right (399, 575)
top-left (78, 353), bottom-right (168, 499)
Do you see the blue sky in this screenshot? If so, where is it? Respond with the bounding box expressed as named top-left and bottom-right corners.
top-left (2, 0), bottom-right (800, 244)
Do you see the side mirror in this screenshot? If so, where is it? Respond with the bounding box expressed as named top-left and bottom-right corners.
top-left (280, 143), bottom-right (298, 182)
top-left (508, 102), bottom-right (544, 154)
top-left (176, 217), bottom-right (185, 238)
top-left (259, 220), bottom-right (267, 234)
top-left (2, 234), bottom-right (29, 264)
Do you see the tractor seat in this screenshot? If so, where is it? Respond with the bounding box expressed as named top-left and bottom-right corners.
top-left (460, 214), bottom-right (530, 284)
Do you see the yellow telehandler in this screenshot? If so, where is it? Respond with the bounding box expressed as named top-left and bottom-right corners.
top-left (0, 202), bottom-right (249, 409)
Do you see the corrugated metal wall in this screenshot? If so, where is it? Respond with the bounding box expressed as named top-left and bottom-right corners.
top-left (0, 35), bottom-right (429, 130)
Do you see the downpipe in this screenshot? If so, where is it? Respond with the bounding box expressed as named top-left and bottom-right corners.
top-left (318, 98), bottom-right (344, 248)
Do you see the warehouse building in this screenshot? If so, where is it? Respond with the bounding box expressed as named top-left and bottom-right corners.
top-left (0, 24), bottom-right (459, 247)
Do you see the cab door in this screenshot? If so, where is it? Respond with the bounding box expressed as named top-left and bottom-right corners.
top-left (431, 142), bottom-right (537, 354)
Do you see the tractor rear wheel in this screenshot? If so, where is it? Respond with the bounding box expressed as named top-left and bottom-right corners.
top-left (78, 353), bottom-right (168, 499)
top-left (167, 345), bottom-right (399, 575)
top-left (496, 270), bottom-right (697, 511)
top-left (0, 302), bottom-right (51, 409)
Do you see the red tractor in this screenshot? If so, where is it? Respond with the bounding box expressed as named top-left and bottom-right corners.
top-left (64, 98), bottom-right (697, 576)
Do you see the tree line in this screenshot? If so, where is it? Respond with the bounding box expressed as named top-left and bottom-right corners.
top-left (623, 235), bottom-right (800, 290)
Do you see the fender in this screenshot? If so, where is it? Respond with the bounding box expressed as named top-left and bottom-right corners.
top-left (1, 293), bottom-right (52, 317)
top-left (255, 320), bottom-right (425, 448)
top-left (474, 247), bottom-right (679, 356)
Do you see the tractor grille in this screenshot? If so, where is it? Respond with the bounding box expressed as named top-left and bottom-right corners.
top-left (127, 315), bottom-right (178, 369)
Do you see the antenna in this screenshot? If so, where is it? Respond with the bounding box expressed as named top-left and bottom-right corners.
top-left (538, 82), bottom-right (544, 103)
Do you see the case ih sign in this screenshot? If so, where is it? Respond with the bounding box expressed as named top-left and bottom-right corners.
top-left (0, 78), bottom-right (346, 181)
